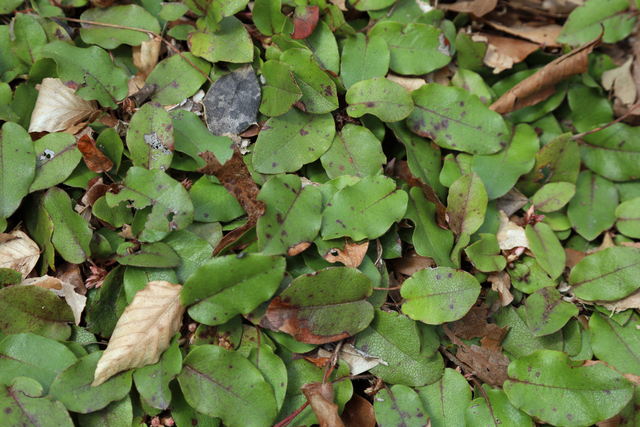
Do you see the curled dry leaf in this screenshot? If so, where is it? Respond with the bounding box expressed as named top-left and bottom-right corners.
top-left (443, 0), bottom-right (497, 17)
top-left (291, 5), bottom-right (320, 40)
top-left (340, 394), bottom-right (376, 427)
top-left (301, 381), bottom-right (344, 427)
top-left (496, 211), bottom-right (529, 250)
top-left (324, 241), bottom-right (369, 268)
top-left (28, 78), bottom-right (100, 133)
top-left (317, 343), bottom-right (387, 376)
top-left (21, 275), bottom-right (87, 325)
top-left (77, 134), bottom-right (114, 173)
top-left (485, 21), bottom-right (562, 47)
top-left (602, 57), bottom-right (636, 106)
top-left (92, 280), bottom-right (185, 386)
top-left (0, 230), bottom-right (40, 279)
top-left (488, 271), bottom-right (514, 306)
top-left (490, 34), bottom-right (603, 114)
top-left (472, 34), bottom-right (540, 74)
top-left (197, 147), bottom-right (266, 255)
top-left (386, 73), bottom-right (427, 92)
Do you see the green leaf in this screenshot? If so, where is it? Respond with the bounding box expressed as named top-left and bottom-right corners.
top-left (106, 167), bottom-right (194, 232)
top-left (80, 5), bottom-right (161, 48)
top-left (464, 233), bottom-right (506, 272)
top-left (146, 53), bottom-right (211, 106)
top-left (76, 396), bottom-right (133, 427)
top-left (580, 123), bottom-right (640, 181)
top-left (446, 172), bottom-right (488, 236)
top-left (280, 49), bottom-right (338, 114)
top-left (0, 26), bottom-right (28, 82)
top-left (320, 124), bottom-right (386, 179)
top-left (49, 351), bottom-right (133, 414)
top-left (162, 230), bottom-right (212, 283)
top-left (257, 174), bottom-right (322, 255)
top-left (252, 108), bottom-right (335, 174)
top-left (346, 77), bottom-right (413, 122)
top-left (93, 196), bottom-right (133, 228)
top-left (86, 266), bottom-right (126, 338)
top-left (43, 187), bottom-right (92, 264)
top-left (0, 333), bottom-right (77, 394)
top-left (471, 123), bottom-right (538, 200)
top-left (525, 287), bottom-right (578, 337)
top-left (405, 186), bottom-right (455, 267)
top-left (41, 42), bottom-right (128, 109)
top-left (189, 17), bottom-right (253, 63)
top-left (567, 171), bottom-right (618, 240)
top-left (374, 384), bottom-right (430, 426)
top-left (355, 309), bottom-right (444, 386)
top-left (408, 84), bottom-right (509, 155)
top-left (265, 267), bottom-right (373, 344)
top-left (321, 175), bottom-right (408, 240)
top-left (170, 109), bottom-right (233, 167)
top-left (466, 384), bottom-right (534, 427)
top-left (503, 350), bottom-right (633, 427)
top-left (0, 378), bottom-right (74, 426)
top-left (508, 256), bottom-right (557, 295)
top-left (590, 312), bottom-right (640, 376)
top-left (369, 22), bottom-right (450, 75)
top-left (569, 246), bottom-right (640, 301)
top-left (190, 176), bottom-right (244, 222)
top-left (133, 336), bottom-right (182, 410)
top-left (340, 34), bottom-right (389, 90)
top-left (300, 20), bottom-right (340, 74)
top-left (416, 368), bottom-right (472, 427)
top-left (615, 197), bottom-right (640, 238)
top-left (253, 0), bottom-right (286, 36)
top-left (351, 0), bottom-right (395, 11)
top-left (116, 242), bottom-right (180, 268)
top-left (182, 254), bottom-right (286, 325)
top-left (558, 0), bottom-right (635, 45)
top-left (493, 306), bottom-right (563, 358)
top-left (0, 122), bottom-right (35, 218)
top-left (178, 345), bottom-right (278, 427)
top-left (402, 267), bottom-right (481, 324)
top-left (525, 222), bottom-right (565, 280)
top-left (259, 60), bottom-right (302, 117)
top-left (10, 14), bottom-right (47, 67)
top-left (531, 182), bottom-right (576, 213)
top-left (127, 102), bottom-right (174, 171)
top-left (247, 344), bottom-right (287, 411)
top-left (29, 132), bottom-right (82, 193)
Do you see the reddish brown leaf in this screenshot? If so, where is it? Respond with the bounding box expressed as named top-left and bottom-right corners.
top-left (77, 134), bottom-right (114, 173)
top-left (340, 394), bottom-right (376, 427)
top-left (288, 241), bottom-right (312, 256)
top-left (301, 382), bottom-right (345, 427)
top-left (197, 147), bottom-right (265, 255)
top-left (444, 0), bottom-right (497, 17)
top-left (491, 34), bottom-right (603, 114)
top-left (444, 324), bottom-right (509, 387)
top-left (291, 5), bottom-right (319, 40)
top-left (449, 303), bottom-right (507, 343)
top-left (324, 241), bottom-right (369, 268)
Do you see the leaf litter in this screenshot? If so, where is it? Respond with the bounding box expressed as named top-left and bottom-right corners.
top-left (1, 0), bottom-right (640, 426)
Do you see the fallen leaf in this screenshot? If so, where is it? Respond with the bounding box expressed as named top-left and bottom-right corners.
top-left (317, 343), bottom-right (387, 376)
top-left (496, 187), bottom-right (530, 217)
top-left (328, 0), bottom-right (347, 10)
top-left (28, 78), bottom-right (99, 133)
top-left (77, 133), bottom-right (114, 173)
top-left (288, 241), bottom-right (312, 256)
top-left (0, 230), bottom-right (40, 279)
top-left (392, 249), bottom-right (436, 276)
top-left (324, 241), bottom-right (369, 268)
top-left (197, 147), bottom-right (265, 255)
top-left (443, 0), bottom-right (497, 16)
top-left (128, 38), bottom-right (162, 97)
top-left (490, 34), bottom-right (602, 114)
top-left (565, 248), bottom-right (585, 269)
top-left (487, 271), bottom-right (514, 306)
top-left (386, 73), bottom-right (427, 92)
top-left (449, 303), bottom-right (507, 346)
top-left (472, 34), bottom-right (540, 74)
top-left (444, 324), bottom-right (509, 387)
top-left (21, 275), bottom-right (87, 325)
top-left (486, 21), bottom-right (562, 47)
top-left (496, 211), bottom-right (529, 250)
top-left (602, 57), bottom-right (636, 106)
top-left (92, 280), bottom-right (185, 386)
top-left (592, 288), bottom-right (640, 313)
top-left (202, 64), bottom-right (261, 136)
top-left (291, 5), bottom-right (320, 40)
top-left (340, 393), bottom-right (376, 427)
top-left (301, 381), bottom-right (344, 427)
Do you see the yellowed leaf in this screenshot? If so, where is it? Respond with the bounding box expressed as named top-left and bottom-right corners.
top-left (0, 230), bottom-right (40, 279)
top-left (328, 0), bottom-right (347, 11)
top-left (602, 57), bottom-right (636, 106)
top-left (22, 275), bottom-right (87, 325)
top-left (496, 211), bottom-right (529, 250)
top-left (28, 78), bottom-right (99, 133)
top-left (92, 280), bottom-right (185, 386)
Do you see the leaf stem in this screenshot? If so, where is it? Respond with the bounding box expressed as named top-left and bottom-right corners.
top-left (572, 100), bottom-right (640, 140)
top-left (273, 402), bottom-right (309, 427)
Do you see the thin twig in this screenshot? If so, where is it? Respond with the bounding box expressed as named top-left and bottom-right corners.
top-left (572, 101), bottom-right (640, 140)
top-left (273, 402), bottom-right (309, 427)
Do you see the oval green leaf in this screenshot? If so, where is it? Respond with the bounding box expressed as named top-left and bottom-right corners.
top-left (590, 312), bottom-right (640, 376)
top-left (126, 102), bottom-right (174, 171)
top-left (531, 182), bottom-right (576, 213)
top-left (446, 172), bottom-right (488, 236)
top-left (374, 384), bottom-right (430, 426)
top-left (401, 267), bottom-right (481, 324)
top-left (567, 170), bottom-right (618, 241)
top-left (340, 33), bottom-right (389, 90)
top-left (320, 124), bottom-right (386, 179)
top-left (346, 77), bottom-right (413, 122)
top-left (525, 222), bottom-right (565, 280)
top-left (525, 286), bottom-right (578, 337)
top-left (44, 187), bottom-right (92, 264)
top-left (259, 60), bottom-right (302, 117)
top-left (0, 122), bottom-right (35, 218)
top-left (116, 242), bottom-right (180, 268)
top-left (417, 368), bottom-right (471, 427)
top-left (29, 132), bottom-right (81, 193)
top-left (146, 53), bottom-right (211, 106)
top-left (80, 4), bottom-right (161, 48)
top-left (615, 197), bottom-right (640, 238)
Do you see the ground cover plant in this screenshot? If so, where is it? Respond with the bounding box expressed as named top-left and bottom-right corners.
top-left (1, 0), bottom-right (640, 425)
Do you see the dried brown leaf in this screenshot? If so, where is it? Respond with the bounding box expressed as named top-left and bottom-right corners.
top-left (393, 249), bottom-right (436, 276)
top-left (491, 34), bottom-right (602, 114)
top-left (197, 147), bottom-right (265, 255)
top-left (77, 133), bottom-right (114, 173)
top-left (340, 393), bottom-right (376, 427)
top-left (28, 78), bottom-right (99, 133)
top-left (324, 241), bottom-right (369, 268)
top-left (328, 0), bottom-right (347, 11)
top-left (496, 211), bottom-right (529, 250)
top-left (301, 381), bottom-right (345, 427)
top-left (291, 6), bottom-right (320, 40)
top-left (386, 73), bottom-right (427, 92)
top-left (0, 230), bottom-right (40, 279)
top-left (444, 0), bottom-right (497, 16)
top-left (564, 248), bottom-right (585, 269)
top-left (602, 57), bottom-right (636, 106)
top-left (473, 34), bottom-right (540, 74)
top-left (486, 21), bottom-right (562, 47)
top-left (449, 304), bottom-right (507, 345)
top-left (592, 288), bottom-right (640, 313)
top-left (488, 271), bottom-right (514, 306)
top-left (92, 280), bottom-right (185, 386)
